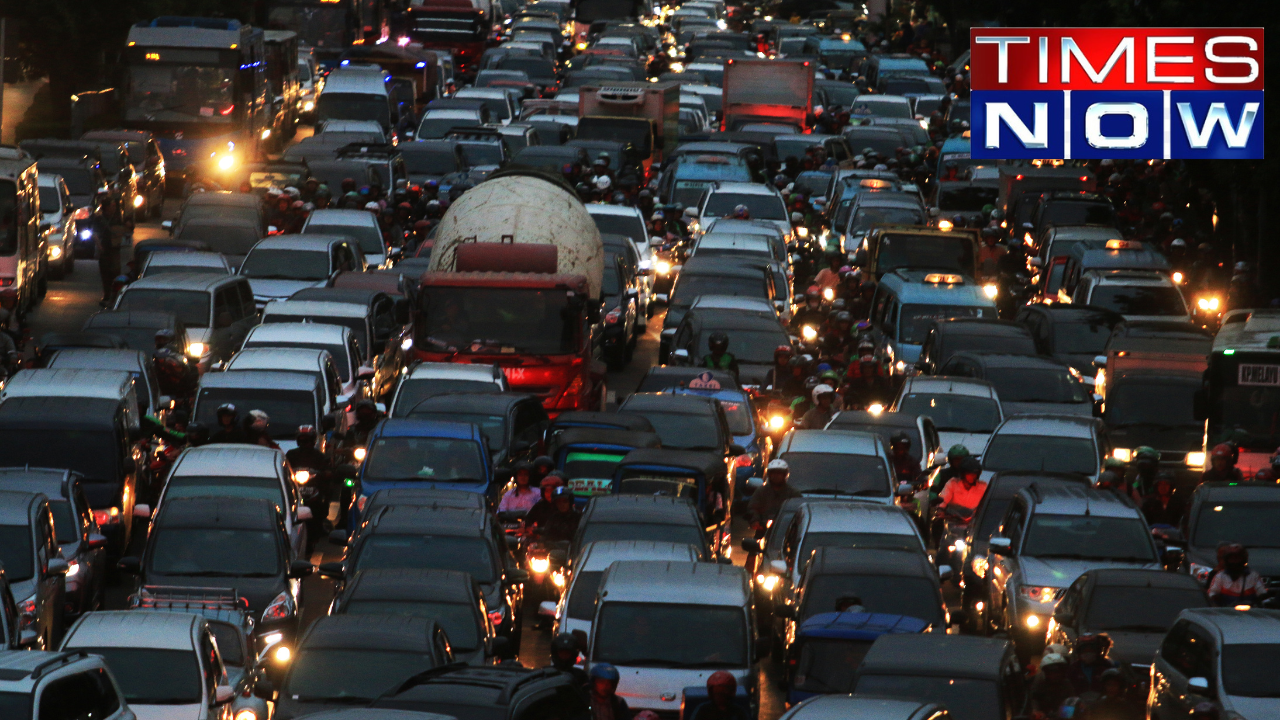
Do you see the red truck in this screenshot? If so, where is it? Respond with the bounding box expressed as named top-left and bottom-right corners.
top-left (721, 58), bottom-right (814, 132)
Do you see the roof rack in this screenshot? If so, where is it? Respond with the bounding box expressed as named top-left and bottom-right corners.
top-left (129, 585), bottom-right (250, 611)
top-left (31, 651), bottom-right (90, 680)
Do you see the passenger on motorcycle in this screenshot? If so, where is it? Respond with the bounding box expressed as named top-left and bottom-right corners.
top-left (888, 431), bottom-right (921, 485)
top-left (800, 384), bottom-right (837, 429)
top-left (210, 403), bottom-right (248, 444)
top-left (927, 444), bottom-right (971, 500)
top-left (764, 345), bottom-right (803, 397)
top-left (1067, 633), bottom-right (1117, 694)
top-left (1024, 653), bottom-right (1076, 719)
top-left (1201, 442), bottom-right (1244, 484)
top-left (588, 663), bottom-right (630, 720)
top-left (499, 461), bottom-right (540, 513)
top-left (747, 459), bottom-right (801, 533)
top-left (538, 486), bottom-right (580, 543)
top-left (1208, 544), bottom-right (1267, 607)
top-left (701, 331), bottom-right (740, 380)
top-left (690, 671), bottom-right (748, 720)
top-left (1080, 668), bottom-right (1141, 720)
top-left (522, 473), bottom-right (565, 534)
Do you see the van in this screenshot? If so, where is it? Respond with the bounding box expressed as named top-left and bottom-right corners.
top-left (317, 67), bottom-right (395, 134)
top-left (114, 274), bottom-right (259, 369)
top-left (0, 146), bottom-right (42, 317)
top-left (191, 370), bottom-right (331, 452)
top-left (44, 348), bottom-right (165, 418)
top-left (588, 561), bottom-right (758, 717)
top-left (869, 269), bottom-right (998, 369)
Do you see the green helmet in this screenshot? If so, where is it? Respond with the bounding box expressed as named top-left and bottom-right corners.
top-left (1103, 457), bottom-right (1127, 470)
top-left (1134, 446), bottom-right (1159, 461)
top-left (946, 444), bottom-right (970, 460)
top-left (820, 370), bottom-right (840, 383)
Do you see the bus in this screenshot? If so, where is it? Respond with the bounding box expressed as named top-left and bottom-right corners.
top-left (266, 0), bottom-right (363, 64)
top-left (1197, 308), bottom-right (1280, 477)
top-left (122, 18), bottom-right (270, 194)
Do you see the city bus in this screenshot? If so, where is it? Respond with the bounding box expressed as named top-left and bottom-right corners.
top-left (1196, 308), bottom-right (1280, 477)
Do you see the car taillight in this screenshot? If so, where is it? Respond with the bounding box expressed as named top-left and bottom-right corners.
top-left (92, 507), bottom-right (120, 526)
top-left (604, 307), bottom-right (621, 325)
top-left (262, 592), bottom-right (294, 622)
top-left (17, 599), bottom-right (35, 627)
top-left (488, 607), bottom-right (505, 627)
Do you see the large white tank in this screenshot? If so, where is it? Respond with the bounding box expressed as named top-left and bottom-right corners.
top-left (428, 172), bottom-right (606, 298)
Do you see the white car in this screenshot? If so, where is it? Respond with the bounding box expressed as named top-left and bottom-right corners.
top-left (241, 323), bottom-right (365, 397)
top-left (697, 181), bottom-right (791, 241)
top-left (139, 250), bottom-right (232, 278)
top-left (586, 204), bottom-right (653, 324)
top-left (388, 362), bottom-right (508, 417)
top-left (239, 234), bottom-right (365, 307)
top-left (37, 173), bottom-right (75, 279)
top-left (980, 414), bottom-right (1105, 483)
top-left (771, 429), bottom-right (896, 503)
top-left (302, 208), bottom-right (389, 269)
top-left (891, 375), bottom-right (1004, 457)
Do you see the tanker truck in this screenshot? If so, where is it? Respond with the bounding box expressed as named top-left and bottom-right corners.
top-left (415, 168), bottom-right (608, 413)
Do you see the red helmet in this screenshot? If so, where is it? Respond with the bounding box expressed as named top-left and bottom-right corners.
top-left (707, 671), bottom-right (737, 691)
top-left (774, 345), bottom-right (794, 360)
top-left (1211, 443), bottom-right (1234, 461)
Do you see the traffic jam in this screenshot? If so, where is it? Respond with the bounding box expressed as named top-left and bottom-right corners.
top-left (0, 0), bottom-right (1271, 718)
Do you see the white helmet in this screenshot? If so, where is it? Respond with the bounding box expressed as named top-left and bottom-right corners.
top-left (813, 384), bottom-right (835, 402)
top-left (364, 201), bottom-right (381, 211)
top-left (594, 175), bottom-right (612, 191)
top-left (766, 458), bottom-right (789, 473)
top-left (1039, 653), bottom-right (1068, 669)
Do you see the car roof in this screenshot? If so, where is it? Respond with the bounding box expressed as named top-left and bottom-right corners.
top-left (227, 346), bottom-right (329, 372)
top-left (1022, 483), bottom-right (1141, 518)
top-left (784, 429), bottom-right (883, 456)
top-left (403, 363), bottom-right (502, 383)
top-left (879, 271), bottom-right (995, 308)
top-left (346, 568), bottom-right (477, 603)
top-left (708, 181), bottom-right (780, 196)
top-left (0, 396), bottom-right (121, 431)
top-left (578, 540), bottom-right (702, 571)
top-left (171, 445), bottom-right (284, 479)
top-left (308, 209), bottom-right (380, 227)
top-left (689, 295), bottom-right (775, 313)
top-left (0, 469), bottom-right (73, 500)
top-left (46, 348), bottom-right (148, 374)
top-left (123, 273), bottom-right (238, 292)
top-left (1183, 607), bottom-right (1280, 645)
top-left (370, 505), bottom-right (488, 535)
top-left (993, 414), bottom-right (1098, 438)
top-left (365, 487), bottom-right (489, 514)
top-left (636, 367), bottom-right (739, 392)
top-left (986, 471), bottom-right (1090, 497)
top-left (245, 322), bottom-right (351, 344)
top-left (809, 547), bottom-right (934, 577)
top-left (899, 376), bottom-right (997, 399)
top-left (301, 614), bottom-right (443, 653)
top-left (144, 250), bottom-right (228, 268)
top-left (264, 300), bottom-right (368, 319)
top-left (583, 494), bottom-right (700, 523)
top-left (155, 496), bottom-right (279, 530)
top-left (84, 310), bottom-right (179, 329)
top-left (64, 611), bottom-right (197, 651)
top-left (950, 352), bottom-right (1069, 371)
top-left (585, 204), bottom-right (644, 219)
top-left (857, 634), bottom-right (1012, 680)
top-left (376, 418), bottom-right (485, 441)
top-left (2, 369), bottom-right (132, 400)
top-left (616, 448), bottom-right (725, 476)
top-left (827, 411), bottom-right (920, 431)
top-left (801, 502), bottom-right (915, 534)
top-left (198, 370), bottom-right (319, 392)
top-left (1086, 568), bottom-right (1205, 591)
top-left (599, 560), bottom-right (747, 605)
top-left (934, 318), bottom-right (1030, 337)
top-left (406, 392), bottom-right (535, 415)
top-left (251, 234), bottom-right (348, 253)
top-left (684, 308), bottom-right (787, 333)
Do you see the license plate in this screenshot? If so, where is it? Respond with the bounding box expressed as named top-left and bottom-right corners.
top-left (568, 477), bottom-right (611, 496)
top-left (1238, 364), bottom-right (1280, 386)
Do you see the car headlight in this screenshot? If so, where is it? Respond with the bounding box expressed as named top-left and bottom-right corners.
top-left (303, 100), bottom-right (315, 112)
top-left (1197, 296), bottom-right (1220, 311)
top-left (937, 219), bottom-right (953, 231)
top-left (655, 260), bottom-right (672, 275)
top-left (756, 573), bottom-right (780, 591)
top-left (1186, 451), bottom-right (1206, 467)
top-left (262, 591), bottom-right (294, 622)
top-left (236, 709), bottom-right (259, 720)
top-left (49, 245), bottom-right (63, 260)
top-left (353, 447), bottom-right (367, 461)
top-left (971, 556), bottom-right (987, 578)
top-left (982, 283), bottom-right (998, 299)
top-left (530, 556), bottom-right (550, 574)
top-left (1112, 447), bottom-right (1132, 463)
top-left (186, 342), bottom-right (205, 358)
top-left (1019, 586), bottom-right (1062, 603)
top-left (216, 154), bottom-right (236, 171)
top-left (867, 403), bottom-right (884, 415)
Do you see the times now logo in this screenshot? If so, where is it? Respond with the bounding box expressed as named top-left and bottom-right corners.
top-left (970, 28), bottom-right (1264, 159)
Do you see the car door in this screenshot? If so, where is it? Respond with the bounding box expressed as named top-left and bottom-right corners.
top-left (35, 667), bottom-right (128, 720)
top-left (1152, 619), bottom-right (1216, 720)
top-left (989, 498), bottom-right (1026, 617)
top-left (35, 503), bottom-right (63, 645)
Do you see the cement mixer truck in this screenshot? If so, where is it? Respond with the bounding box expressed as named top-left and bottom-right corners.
top-left (414, 168), bottom-right (608, 413)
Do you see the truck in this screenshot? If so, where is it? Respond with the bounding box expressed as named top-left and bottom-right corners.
top-left (266, 0), bottom-right (364, 64)
top-left (578, 81), bottom-right (679, 175)
top-left (720, 59), bottom-right (813, 133)
top-left (417, 168), bottom-right (607, 414)
top-left (406, 0), bottom-right (490, 79)
top-left (997, 165), bottom-right (1095, 239)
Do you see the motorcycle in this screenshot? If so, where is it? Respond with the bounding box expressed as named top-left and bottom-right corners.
top-left (935, 504), bottom-right (975, 578)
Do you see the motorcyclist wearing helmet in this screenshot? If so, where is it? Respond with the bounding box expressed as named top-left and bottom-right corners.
top-left (729, 204), bottom-right (750, 220)
top-left (690, 671), bottom-right (747, 720)
top-left (550, 633), bottom-right (589, 686)
top-left (531, 455), bottom-right (556, 487)
top-left (1202, 442), bottom-right (1244, 484)
top-left (588, 663), bottom-right (629, 720)
top-left (1126, 446), bottom-right (1161, 501)
top-left (928, 445), bottom-right (972, 500)
top-left (498, 461), bottom-right (540, 513)
top-left (1081, 668), bottom-right (1139, 720)
top-left (888, 431), bottom-right (921, 485)
top-left (287, 424), bottom-right (332, 552)
top-left (820, 311), bottom-right (856, 361)
top-left (813, 254), bottom-right (843, 295)
top-left (286, 424), bottom-right (330, 479)
top-left (522, 473), bottom-right (565, 535)
top-left (800, 383), bottom-right (837, 429)
top-left (539, 486), bottom-right (581, 544)
top-left (747, 459), bottom-right (801, 534)
top-left (701, 332), bottom-right (740, 380)
top-left (1207, 544), bottom-right (1266, 607)
top-left (1067, 633), bottom-right (1116, 694)
top-left (765, 345), bottom-right (802, 397)
top-left (1094, 457), bottom-right (1128, 496)
top-left (937, 457), bottom-right (986, 514)
top-left (210, 403), bottom-right (248, 444)
top-left (1140, 473), bottom-right (1185, 526)
top-left (842, 342), bottom-right (891, 410)
top-left (790, 286), bottom-right (827, 334)
top-left (1024, 653), bottom-right (1075, 719)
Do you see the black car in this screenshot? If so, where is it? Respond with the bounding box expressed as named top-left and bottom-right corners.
top-left (939, 352), bottom-right (1093, 418)
top-left (915, 318), bottom-right (1039, 375)
top-left (853, 634), bottom-right (1023, 720)
top-left (617, 393), bottom-right (741, 457)
top-left (81, 130), bottom-right (166, 216)
top-left (1047, 569), bottom-right (1208, 670)
top-left (330, 568), bottom-right (507, 663)
top-left (398, 140), bottom-right (470, 187)
top-left (1016, 304), bottom-right (1123, 373)
top-left (404, 392), bottom-right (550, 472)
top-left (598, 253), bottom-right (640, 370)
top-left (665, 307), bottom-right (791, 386)
top-left (264, 614), bottom-right (454, 720)
top-left (574, 495), bottom-right (711, 559)
top-left (0, 468), bottom-right (107, 618)
top-left (81, 310), bottom-right (188, 355)
top-left (118, 496), bottom-right (313, 650)
top-left (1030, 190), bottom-right (1120, 241)
top-left (1182, 482), bottom-right (1280, 591)
top-left (511, 146), bottom-right (590, 173)
top-left (374, 665), bottom-right (589, 720)
top-left (662, 255), bottom-right (776, 332)
top-left (0, 491), bottom-right (68, 651)
top-left (322, 505), bottom-right (527, 646)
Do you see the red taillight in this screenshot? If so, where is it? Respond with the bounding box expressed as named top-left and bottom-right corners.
top-left (0, 278), bottom-right (12, 287)
top-left (219, 104), bottom-right (235, 116)
top-left (1080, 176), bottom-right (1088, 181)
top-left (734, 454), bottom-right (753, 468)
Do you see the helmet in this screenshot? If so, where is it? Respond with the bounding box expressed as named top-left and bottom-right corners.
top-left (732, 204), bottom-right (750, 219)
top-left (550, 486), bottom-right (573, 502)
top-left (1076, 633), bottom-right (1106, 651)
top-left (533, 455), bottom-right (555, 471)
top-left (540, 474), bottom-right (564, 490)
top-left (512, 460), bottom-right (534, 473)
top-left (216, 403), bottom-right (237, 416)
top-left (805, 286), bottom-right (822, 302)
top-left (1134, 446), bottom-right (1160, 461)
top-left (1171, 238), bottom-right (1187, 248)
top-left (1223, 543), bottom-right (1248, 563)
top-left (1211, 442), bottom-right (1234, 461)
top-left (651, 212), bottom-right (664, 222)
top-left (890, 431), bottom-right (911, 448)
top-left (812, 383), bottom-right (835, 402)
top-left (708, 332), bottom-right (729, 352)
top-left (790, 211), bottom-right (805, 224)
top-left (804, 376), bottom-right (821, 392)
top-left (947, 444), bottom-right (970, 460)
top-left (707, 671), bottom-right (736, 691)
top-left (594, 175), bottom-right (612, 191)
top-left (819, 370), bottom-right (840, 384)
top-left (297, 425), bottom-right (317, 439)
top-left (835, 311), bottom-right (852, 325)
top-left (774, 345), bottom-right (794, 361)
top-left (248, 409), bottom-right (269, 425)
top-left (590, 663), bottom-right (620, 681)
top-left (1039, 653), bottom-right (1068, 670)
top-left (364, 201), bottom-right (381, 211)
top-left (552, 633), bottom-right (579, 655)
top-left (154, 328), bottom-right (175, 343)
top-left (1099, 668), bottom-right (1124, 683)
top-left (767, 458), bottom-right (789, 473)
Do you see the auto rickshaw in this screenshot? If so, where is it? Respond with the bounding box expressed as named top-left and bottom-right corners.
top-left (548, 427), bottom-right (660, 504)
top-left (611, 448), bottom-right (733, 557)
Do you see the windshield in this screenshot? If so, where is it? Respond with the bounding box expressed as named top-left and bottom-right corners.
top-left (175, 223), bottom-right (261, 255)
top-left (1218, 385), bottom-right (1280, 451)
top-left (117, 289), bottom-right (209, 327)
top-left (796, 532), bottom-right (922, 571)
top-left (937, 185), bottom-right (999, 212)
top-left (844, 131), bottom-right (901, 157)
top-left (164, 475), bottom-right (284, 512)
top-left (1089, 285), bottom-right (1185, 317)
top-left (591, 215), bottom-right (646, 244)
top-left (0, 429), bottom-right (119, 483)
top-left (288, 648), bottom-right (439, 702)
top-left (77, 648), bottom-right (201, 704)
top-left (363, 437), bottom-right (486, 484)
top-left (316, 93), bottom-right (389, 128)
top-left (850, 206), bottom-right (925, 234)
top-left (854, 675), bottom-right (999, 720)
top-left (418, 115), bottom-right (481, 140)
top-left (989, 368), bottom-right (1088, 403)
top-left (1044, 201), bottom-right (1116, 227)
top-left (697, 331), bottom-right (787, 364)
top-left (1106, 380), bottom-right (1199, 429)
top-left (392, 380), bottom-right (500, 416)
top-left (781, 452), bottom-right (890, 497)
top-left (1022, 514), bottom-right (1155, 561)
top-left (594, 602), bottom-right (746, 668)
top-left (793, 638), bottom-right (871, 694)
top-left (566, 571), bottom-right (604, 621)
top-left (125, 65), bottom-right (235, 123)
top-left (403, 411), bottom-right (503, 452)
top-left (1191, 502), bottom-right (1280, 549)
top-left (38, 185), bottom-right (61, 214)
top-left (897, 393), bottom-right (1001, 433)
top-left (149, 528), bottom-right (281, 576)
top-left (877, 234), bottom-right (975, 276)
top-left (983, 435), bottom-right (1096, 475)
top-left (0, 693), bottom-right (30, 717)
top-left (356, 534), bottom-right (495, 583)
top-left (1054, 319), bottom-right (1113, 354)
top-left (403, 149), bottom-right (460, 175)
top-left (671, 275), bottom-right (767, 306)
top-left (900, 305), bottom-right (995, 345)
top-left (304, 223), bottom-right (384, 256)
top-left (803, 574), bottom-right (940, 624)
top-left (241, 249), bottom-right (330, 280)
top-left (1221, 644), bottom-right (1280, 698)
top-left (565, 452), bottom-right (627, 498)
top-left (580, 522), bottom-right (703, 550)
top-left (622, 409), bottom-right (719, 450)
top-left (704, 193), bottom-right (786, 221)
top-left (245, 340), bottom-right (351, 383)
top-left (345, 601), bottom-right (481, 651)
top-left (615, 471), bottom-right (696, 502)
top-left (418, 287), bottom-right (578, 355)
top-left (0, 525), bottom-right (33, 581)
top-left (195, 388), bottom-right (316, 439)
top-left (1082, 586), bottom-right (1207, 632)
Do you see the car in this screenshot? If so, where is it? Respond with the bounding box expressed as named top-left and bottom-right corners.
top-left (403, 393), bottom-right (550, 472)
top-left (113, 274), bottom-right (259, 369)
top-left (36, 173), bottom-right (75, 279)
top-left (575, 495), bottom-right (711, 559)
top-left (823, 411), bottom-right (942, 470)
top-left (870, 272), bottom-right (999, 372)
top-left (699, 218), bottom-right (790, 270)
top-left (666, 308), bottom-right (792, 387)
top-left (354, 419), bottom-right (493, 520)
top-left (839, 193), bottom-right (927, 249)
top-left (1015, 304), bottom-right (1124, 373)
top-left (59, 610), bottom-right (238, 719)
top-left (597, 254), bottom-right (641, 370)
top-left (0, 491), bottom-right (68, 650)
top-left (191, 370), bottom-right (331, 452)
top-left (265, 614), bottom-right (455, 719)
top-left (889, 376), bottom-right (1003, 457)
top-left (286, 287), bottom-right (407, 371)
top-left (302, 208), bottom-right (391, 269)
top-left (1182, 482), bottom-right (1280, 589)
top-left (241, 323), bottom-right (364, 401)
top-left (662, 255), bottom-right (779, 330)
top-left (985, 483), bottom-right (1161, 656)
top-left (980, 414), bottom-right (1107, 483)
top-left (225, 346), bottom-right (355, 419)
top-left (240, 235), bottom-right (366, 307)
top-left (330, 568), bottom-right (508, 663)
top-left (398, 140), bottom-right (469, 186)
top-left (690, 233), bottom-right (776, 264)
top-left (657, 153), bottom-right (756, 208)
top-left (172, 217), bottom-right (266, 269)
top-left (152, 444), bottom-right (313, 560)
top-left (914, 317), bottom-right (1038, 376)
top-left (697, 181), bottom-right (790, 239)
top-left (452, 87), bottom-right (517, 123)
top-left (389, 363), bottom-right (509, 417)
top-left (260, 299), bottom-right (378, 371)
top-left (1073, 269), bottom-right (1192, 325)
top-left (1047, 569), bottom-right (1209, 672)
top-left (772, 429), bottom-right (896, 502)
top-left (617, 392), bottom-right (740, 457)
top-left (43, 348), bottom-right (166, 418)
top-left (0, 468), bottom-right (107, 620)
top-left (80, 309), bottom-right (190, 357)
top-left (746, 497), bottom-right (856, 621)
top-left (1101, 367), bottom-right (1205, 490)
top-left (0, 649), bottom-right (135, 719)
top-left (1030, 190), bottom-right (1120, 241)
top-left (138, 250), bottom-right (233, 278)
top-left (372, 664), bottom-right (590, 720)
top-left (81, 129), bottom-right (166, 216)
top-left (778, 694), bottom-right (947, 720)
top-left (323, 505), bottom-right (526, 645)
top-left (1149, 607), bottom-right (1280, 719)
top-left (938, 353), bottom-right (1092, 417)
top-left (851, 635), bottom-right (1023, 720)
top-left (169, 191), bottom-right (265, 235)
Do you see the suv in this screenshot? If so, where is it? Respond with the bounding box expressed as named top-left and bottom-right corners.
top-left (0, 491), bottom-right (67, 651)
top-left (374, 665), bottom-right (590, 720)
top-left (981, 414), bottom-right (1106, 483)
top-left (1182, 482), bottom-right (1280, 589)
top-left (114, 273), bottom-right (259, 369)
top-left (1150, 607), bottom-right (1280, 719)
top-left (1072, 270), bottom-right (1190, 324)
top-left (985, 483), bottom-right (1161, 655)
top-left (697, 181), bottom-right (791, 239)
top-left (0, 649), bottom-right (134, 719)
top-left (389, 362), bottom-right (509, 417)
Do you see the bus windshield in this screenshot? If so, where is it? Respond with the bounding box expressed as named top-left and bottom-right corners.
top-left (125, 64), bottom-right (236, 123)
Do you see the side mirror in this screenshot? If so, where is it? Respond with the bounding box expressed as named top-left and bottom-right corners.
top-left (87, 533), bottom-right (108, 550)
top-left (1188, 677), bottom-right (1210, 692)
top-left (937, 564), bottom-right (953, 581)
top-left (671, 348), bottom-right (690, 363)
top-left (296, 506), bottom-right (314, 521)
top-left (538, 600), bottom-right (558, 618)
top-left (740, 538), bottom-right (761, 554)
top-left (746, 476), bottom-right (764, 493)
top-left (289, 560), bottom-right (315, 578)
top-left (214, 685), bottom-right (235, 706)
top-left (18, 629), bottom-right (39, 648)
top-left (133, 504), bottom-right (151, 519)
top-left (161, 220), bottom-right (173, 231)
top-left (327, 530), bottom-right (348, 546)
top-left (317, 561), bottom-right (344, 578)
top-left (356, 365), bottom-right (376, 381)
top-left (728, 443), bottom-right (747, 456)
top-left (117, 556), bottom-right (142, 574)
top-left (1092, 355), bottom-right (1107, 368)
top-left (769, 559), bottom-right (788, 575)
top-left (47, 558), bottom-right (69, 576)
top-left (895, 482), bottom-right (914, 497)
top-left (989, 537), bottom-right (1012, 555)
top-left (253, 677), bottom-right (275, 701)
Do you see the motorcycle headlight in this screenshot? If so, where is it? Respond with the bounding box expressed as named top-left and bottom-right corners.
top-left (756, 574), bottom-right (780, 591)
top-left (353, 447), bottom-right (367, 461)
top-left (768, 415), bottom-right (787, 431)
top-left (1185, 451), bottom-right (1206, 467)
top-left (801, 325), bottom-right (817, 342)
top-left (186, 342), bottom-right (205, 358)
top-left (971, 556), bottom-right (987, 578)
top-left (530, 556), bottom-right (550, 574)
top-left (821, 287), bottom-right (834, 301)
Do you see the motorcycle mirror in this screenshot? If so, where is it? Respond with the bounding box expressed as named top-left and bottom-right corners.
top-left (937, 564), bottom-right (953, 581)
top-left (895, 482), bottom-right (914, 497)
top-left (769, 559), bottom-right (788, 575)
top-left (538, 601), bottom-right (558, 618)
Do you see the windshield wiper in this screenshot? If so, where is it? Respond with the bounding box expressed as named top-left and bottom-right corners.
top-left (1110, 421), bottom-right (1200, 430)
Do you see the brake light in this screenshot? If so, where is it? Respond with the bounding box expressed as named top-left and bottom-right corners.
top-left (734, 454), bottom-right (753, 468)
top-left (0, 278), bottom-right (12, 287)
top-left (92, 507), bottom-right (120, 526)
top-left (604, 307), bottom-right (622, 325)
top-left (262, 592), bottom-right (293, 622)
top-left (488, 607), bottom-right (505, 627)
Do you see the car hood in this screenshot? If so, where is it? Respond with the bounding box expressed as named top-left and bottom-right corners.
top-left (738, 362), bottom-right (771, 386)
top-left (246, 277), bottom-right (328, 301)
top-left (129, 703), bottom-right (203, 720)
top-left (143, 572), bottom-right (288, 616)
top-left (1018, 557), bottom-right (1161, 588)
top-left (613, 666), bottom-right (752, 712)
top-left (1108, 426), bottom-right (1202, 453)
top-left (937, 431), bottom-right (991, 457)
top-left (1101, 630), bottom-right (1164, 667)
top-left (1225, 696), bottom-right (1280, 718)
top-left (1001, 400), bottom-right (1093, 418)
